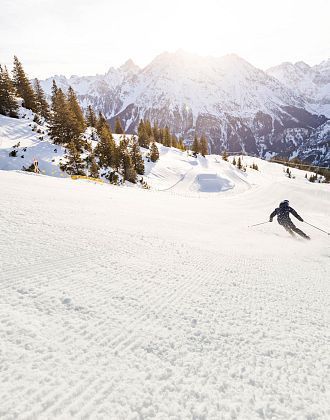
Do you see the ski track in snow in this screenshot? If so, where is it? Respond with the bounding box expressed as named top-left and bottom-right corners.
top-left (0, 163), bottom-right (330, 419)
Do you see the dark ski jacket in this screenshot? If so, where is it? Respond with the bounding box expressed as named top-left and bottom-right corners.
top-left (269, 202), bottom-right (303, 225)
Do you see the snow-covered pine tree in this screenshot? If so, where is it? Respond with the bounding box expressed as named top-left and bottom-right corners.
top-left (0, 65), bottom-right (18, 117)
top-left (150, 141), bottom-right (159, 162)
top-left (222, 149), bottom-right (228, 161)
top-left (67, 86), bottom-right (86, 133)
top-left (200, 135), bottom-right (208, 156)
top-left (12, 56), bottom-right (37, 112)
top-left (60, 141), bottom-right (86, 175)
top-left (130, 140), bottom-right (145, 175)
top-left (33, 78), bottom-right (50, 120)
top-left (114, 117), bottom-right (124, 134)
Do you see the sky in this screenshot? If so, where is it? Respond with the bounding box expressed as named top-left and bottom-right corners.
top-left (1, 0), bottom-right (329, 79)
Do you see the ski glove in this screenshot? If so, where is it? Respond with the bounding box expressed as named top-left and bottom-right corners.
top-left (269, 218), bottom-right (273, 222)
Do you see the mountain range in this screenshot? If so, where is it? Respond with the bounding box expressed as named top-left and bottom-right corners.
top-left (40, 50), bottom-right (330, 166)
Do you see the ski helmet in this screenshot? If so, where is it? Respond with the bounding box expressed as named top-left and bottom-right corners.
top-left (280, 199), bottom-right (289, 206)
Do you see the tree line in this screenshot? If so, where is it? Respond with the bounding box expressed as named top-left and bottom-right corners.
top-left (1, 56), bottom-right (215, 183)
top-left (272, 156), bottom-right (330, 183)
top-left (0, 56), bottom-right (163, 183)
top-left (137, 119), bottom-right (186, 150)
top-left (46, 79), bottom-right (159, 183)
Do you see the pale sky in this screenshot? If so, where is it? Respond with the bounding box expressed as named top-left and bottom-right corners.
top-left (1, 0), bottom-right (329, 79)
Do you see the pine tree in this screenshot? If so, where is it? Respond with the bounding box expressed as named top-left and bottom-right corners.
top-left (158, 127), bottom-right (164, 144)
top-left (86, 105), bottom-right (97, 127)
top-left (171, 134), bottom-right (178, 149)
top-left (163, 126), bottom-right (172, 147)
top-left (121, 151), bottom-right (136, 183)
top-left (191, 135), bottom-right (200, 154)
top-left (94, 125), bottom-right (116, 169)
top-left (12, 56), bottom-right (37, 111)
top-left (310, 173), bottom-right (317, 182)
top-left (130, 140), bottom-right (145, 175)
top-left (222, 149), bottom-right (228, 161)
top-left (114, 117), bottom-right (124, 134)
top-left (232, 157), bottom-right (236, 166)
top-left (200, 135), bottom-right (208, 156)
top-left (96, 112), bottom-right (111, 135)
top-left (250, 163), bottom-right (259, 171)
top-left (0, 65), bottom-right (18, 117)
top-left (137, 119), bottom-right (149, 148)
top-left (150, 142), bottom-right (159, 162)
top-left (60, 141), bottom-right (86, 175)
top-left (237, 157), bottom-right (242, 170)
top-left (153, 121), bottom-right (160, 142)
top-left (112, 144), bottom-right (121, 172)
top-left (88, 154), bottom-right (99, 178)
top-left (178, 137), bottom-right (185, 151)
top-left (49, 83), bottom-right (83, 147)
top-left (33, 78), bottom-right (50, 120)
top-left (119, 136), bottom-right (129, 150)
top-left (67, 86), bottom-right (86, 132)
top-left (144, 119), bottom-right (153, 137)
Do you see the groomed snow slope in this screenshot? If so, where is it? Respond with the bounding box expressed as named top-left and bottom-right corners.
top-left (0, 160), bottom-right (329, 419)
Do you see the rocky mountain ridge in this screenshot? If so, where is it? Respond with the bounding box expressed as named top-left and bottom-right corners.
top-left (40, 51), bottom-right (330, 165)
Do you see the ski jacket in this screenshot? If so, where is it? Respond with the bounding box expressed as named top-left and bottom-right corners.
top-left (269, 203), bottom-right (303, 224)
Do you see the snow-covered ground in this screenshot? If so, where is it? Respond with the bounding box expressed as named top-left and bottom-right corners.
top-left (1, 139), bottom-right (330, 419)
top-left (1, 111), bottom-right (330, 419)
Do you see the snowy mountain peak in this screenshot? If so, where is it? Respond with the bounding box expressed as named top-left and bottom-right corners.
top-left (295, 61), bottom-right (311, 71)
top-left (119, 58), bottom-right (140, 74)
top-left (267, 57), bottom-right (330, 116)
top-left (37, 52), bottom-right (329, 164)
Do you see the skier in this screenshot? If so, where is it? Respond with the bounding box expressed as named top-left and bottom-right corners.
top-left (269, 200), bottom-right (310, 239)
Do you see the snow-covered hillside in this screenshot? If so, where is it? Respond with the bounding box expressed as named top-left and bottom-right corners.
top-left (39, 51), bottom-right (329, 164)
top-left (0, 111), bottom-right (324, 196)
top-left (0, 112), bottom-right (67, 177)
top-left (1, 150), bottom-right (329, 418)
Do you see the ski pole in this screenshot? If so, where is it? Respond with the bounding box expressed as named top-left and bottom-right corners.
top-left (304, 221), bottom-right (330, 235)
top-left (249, 221), bottom-right (270, 228)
